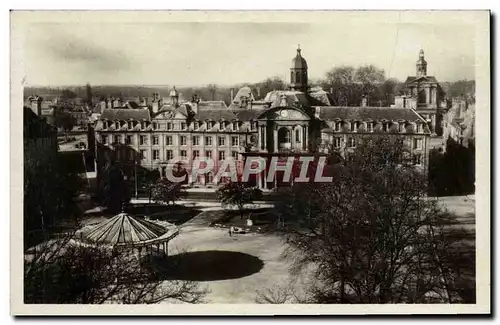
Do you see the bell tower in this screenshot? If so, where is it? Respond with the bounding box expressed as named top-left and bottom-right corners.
top-left (290, 45), bottom-right (308, 92)
top-left (416, 49), bottom-right (427, 77)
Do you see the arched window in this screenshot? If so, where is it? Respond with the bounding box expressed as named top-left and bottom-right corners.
top-left (295, 71), bottom-right (301, 84)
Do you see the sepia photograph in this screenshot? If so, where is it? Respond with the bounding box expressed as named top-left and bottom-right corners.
top-left (10, 10), bottom-right (490, 315)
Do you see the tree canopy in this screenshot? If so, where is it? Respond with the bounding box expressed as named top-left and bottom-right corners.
top-left (280, 136), bottom-right (471, 303)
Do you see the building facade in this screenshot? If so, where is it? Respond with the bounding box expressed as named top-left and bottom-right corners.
top-left (392, 49), bottom-right (447, 136)
top-left (93, 46), bottom-right (431, 191)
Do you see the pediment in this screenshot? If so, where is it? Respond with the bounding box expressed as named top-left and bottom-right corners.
top-left (259, 107), bottom-right (310, 121)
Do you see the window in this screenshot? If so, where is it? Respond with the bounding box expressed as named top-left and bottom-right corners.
top-left (399, 123), bottom-right (405, 133)
top-left (232, 151), bottom-right (239, 160)
top-left (181, 122), bottom-right (187, 130)
top-left (114, 135), bottom-right (121, 144)
top-left (417, 123), bottom-right (423, 133)
top-left (125, 135), bottom-right (132, 145)
top-left (193, 136), bottom-right (200, 146)
top-left (231, 136), bottom-right (239, 146)
top-left (367, 123), bottom-right (373, 133)
top-left (165, 136), bottom-right (173, 145)
top-left (166, 150), bottom-right (174, 160)
top-left (336, 122), bottom-right (342, 132)
top-left (205, 136), bottom-right (213, 146)
top-left (206, 172), bottom-right (214, 184)
top-left (232, 121), bottom-right (239, 131)
top-left (348, 137), bottom-right (356, 148)
top-left (334, 137), bottom-right (341, 148)
top-left (295, 129), bottom-right (301, 142)
top-left (139, 135), bottom-right (147, 145)
top-left (350, 122), bottom-right (357, 132)
top-left (220, 122), bottom-right (226, 130)
top-left (166, 122), bottom-right (173, 130)
top-left (180, 136), bottom-right (187, 146)
top-left (219, 151), bottom-right (225, 160)
top-left (153, 150), bottom-right (160, 160)
top-left (218, 136), bottom-right (226, 146)
top-left (413, 138), bottom-right (423, 150)
top-left (140, 150), bottom-right (147, 160)
top-left (152, 122), bottom-right (158, 130)
top-left (153, 135), bottom-right (159, 145)
top-left (207, 121), bottom-right (214, 129)
top-left (193, 150), bottom-right (200, 158)
top-left (383, 123), bottom-right (389, 132)
top-left (101, 135), bottom-right (108, 144)
top-left (180, 150), bottom-right (187, 159)
top-left (413, 154), bottom-right (422, 166)
top-left (206, 150), bottom-right (212, 159)
top-left (193, 122), bottom-right (199, 130)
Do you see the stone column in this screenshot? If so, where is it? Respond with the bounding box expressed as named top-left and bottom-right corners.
top-left (431, 114), bottom-right (437, 134)
top-left (426, 86), bottom-right (431, 105)
top-left (291, 126), bottom-right (296, 150)
top-left (263, 124), bottom-right (267, 152)
top-left (304, 125), bottom-right (309, 151)
top-left (273, 127), bottom-right (278, 153)
top-left (258, 126), bottom-right (262, 150)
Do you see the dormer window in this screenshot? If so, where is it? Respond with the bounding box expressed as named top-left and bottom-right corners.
top-left (193, 122), bottom-right (199, 130)
top-left (181, 122), bottom-right (187, 130)
top-left (367, 122), bottom-right (373, 133)
top-left (399, 123), bottom-right (405, 133)
top-left (417, 123), bottom-right (423, 133)
top-left (220, 121), bottom-right (226, 130)
top-left (383, 122), bottom-right (389, 132)
top-left (152, 122), bottom-right (158, 130)
top-left (351, 122), bottom-right (358, 132)
top-left (335, 122), bottom-right (342, 132)
top-left (232, 121), bottom-right (239, 131)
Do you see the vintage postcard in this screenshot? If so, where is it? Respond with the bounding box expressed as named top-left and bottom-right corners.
top-left (10, 10), bottom-right (490, 315)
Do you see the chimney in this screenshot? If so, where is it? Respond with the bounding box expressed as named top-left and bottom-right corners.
top-left (152, 93), bottom-right (160, 113)
top-left (314, 107), bottom-right (321, 119)
top-left (29, 95), bottom-right (42, 116)
top-left (230, 88), bottom-right (234, 103)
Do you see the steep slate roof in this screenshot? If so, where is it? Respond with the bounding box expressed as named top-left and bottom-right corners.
top-left (101, 108), bottom-right (151, 121)
top-left (318, 106), bottom-right (427, 123)
top-left (309, 89), bottom-right (335, 106)
top-left (405, 76), bottom-right (439, 84)
top-left (196, 109), bottom-right (237, 121)
top-left (234, 109), bottom-right (263, 121)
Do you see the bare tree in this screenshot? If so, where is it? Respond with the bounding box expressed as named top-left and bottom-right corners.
top-left (24, 234), bottom-right (208, 304)
top-left (280, 136), bottom-right (469, 303)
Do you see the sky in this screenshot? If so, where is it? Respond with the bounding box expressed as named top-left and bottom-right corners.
top-left (20, 13), bottom-right (477, 87)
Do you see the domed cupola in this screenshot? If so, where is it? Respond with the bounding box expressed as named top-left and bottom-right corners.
top-left (416, 49), bottom-right (427, 77)
top-left (290, 45), bottom-right (308, 92)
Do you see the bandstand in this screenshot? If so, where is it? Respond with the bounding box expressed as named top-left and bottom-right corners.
top-left (79, 212), bottom-right (179, 258)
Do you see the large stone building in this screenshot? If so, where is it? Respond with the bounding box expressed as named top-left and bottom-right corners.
top-left (392, 49), bottom-right (447, 136)
top-left (93, 46), bottom-right (431, 191)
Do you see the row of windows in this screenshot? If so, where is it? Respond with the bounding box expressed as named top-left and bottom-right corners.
top-left (131, 149), bottom-right (239, 161)
top-left (329, 137), bottom-right (424, 149)
top-left (332, 122), bottom-right (425, 133)
top-left (101, 120), bottom-right (254, 132)
top-left (101, 134), bottom-right (240, 147)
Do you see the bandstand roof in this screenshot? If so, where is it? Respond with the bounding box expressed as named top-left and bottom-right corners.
top-left (81, 213), bottom-right (179, 248)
